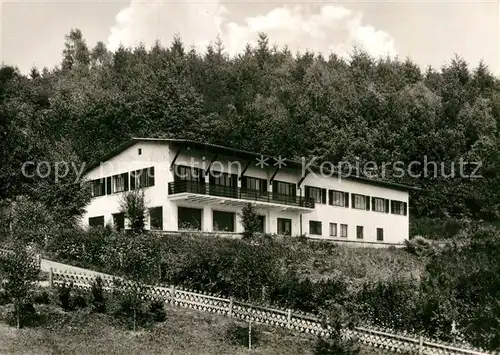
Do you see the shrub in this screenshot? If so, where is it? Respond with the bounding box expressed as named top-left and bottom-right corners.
top-left (239, 203), bottom-right (261, 240)
top-left (33, 289), bottom-right (51, 304)
top-left (1, 244), bottom-right (40, 328)
top-left (57, 283), bottom-right (73, 311)
top-left (119, 190), bottom-right (148, 234)
top-left (314, 337), bottom-right (360, 355)
top-left (90, 276), bottom-right (106, 313)
top-left (404, 236), bottom-right (437, 257)
top-left (148, 300), bottom-right (167, 322)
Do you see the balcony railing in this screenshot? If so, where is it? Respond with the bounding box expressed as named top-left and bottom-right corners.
top-left (168, 180), bottom-right (315, 209)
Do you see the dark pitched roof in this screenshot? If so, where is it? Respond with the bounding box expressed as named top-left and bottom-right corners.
top-left (85, 138), bottom-right (420, 192)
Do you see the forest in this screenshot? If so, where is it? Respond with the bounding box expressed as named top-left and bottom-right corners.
top-left (1, 29), bottom-right (500, 352)
top-left (2, 29), bottom-right (500, 232)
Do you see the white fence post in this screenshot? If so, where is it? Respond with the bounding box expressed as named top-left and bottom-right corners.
top-left (287, 309), bottom-right (292, 329)
top-left (228, 297), bottom-right (233, 318)
top-left (418, 335), bottom-right (423, 354)
top-left (170, 285), bottom-right (175, 304)
top-left (48, 268), bottom-right (53, 287)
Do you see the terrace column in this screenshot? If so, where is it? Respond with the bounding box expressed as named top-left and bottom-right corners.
top-left (203, 206), bottom-right (212, 232)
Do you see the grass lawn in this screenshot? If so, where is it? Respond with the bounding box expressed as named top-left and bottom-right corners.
top-left (0, 304), bottom-right (384, 355)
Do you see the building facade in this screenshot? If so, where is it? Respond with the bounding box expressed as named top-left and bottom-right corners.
top-left (82, 138), bottom-right (412, 246)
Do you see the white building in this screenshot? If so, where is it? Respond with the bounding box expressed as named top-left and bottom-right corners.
top-left (82, 138), bottom-right (414, 246)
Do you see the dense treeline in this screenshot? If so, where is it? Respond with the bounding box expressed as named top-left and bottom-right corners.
top-left (1, 29), bottom-right (500, 226)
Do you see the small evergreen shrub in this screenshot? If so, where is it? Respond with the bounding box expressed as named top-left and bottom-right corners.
top-left (148, 300), bottom-right (167, 322)
top-left (57, 283), bottom-right (72, 311)
top-left (33, 290), bottom-right (51, 304)
top-left (90, 276), bottom-right (106, 313)
top-left (314, 337), bottom-right (360, 355)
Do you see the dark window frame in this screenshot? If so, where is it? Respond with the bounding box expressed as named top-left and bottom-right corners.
top-left (340, 224), bottom-right (348, 238)
top-left (277, 218), bottom-right (292, 236)
top-left (328, 190), bottom-right (349, 207)
top-left (372, 197), bottom-right (389, 213)
top-left (356, 225), bottom-right (364, 239)
top-left (377, 228), bottom-right (384, 241)
top-left (329, 223), bottom-right (337, 237)
top-left (352, 194), bottom-right (370, 210)
top-left (309, 220), bottom-right (322, 235)
top-left (305, 186), bottom-right (327, 204)
top-left (149, 206), bottom-right (163, 230)
top-left (213, 210), bottom-right (236, 232)
top-left (391, 200), bottom-right (408, 216)
top-left (89, 216), bottom-right (105, 228)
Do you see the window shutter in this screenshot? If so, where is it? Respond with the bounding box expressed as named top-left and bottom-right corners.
top-left (130, 171), bottom-right (136, 190)
top-left (344, 192), bottom-right (349, 208)
top-left (328, 190), bottom-right (333, 205)
top-left (149, 167), bottom-right (155, 186)
top-left (403, 202), bottom-right (408, 216)
top-left (371, 197), bottom-right (375, 211)
top-left (321, 189), bottom-right (327, 204)
top-left (122, 172), bottom-right (129, 191)
top-left (351, 194), bottom-right (355, 208)
top-left (106, 177), bottom-right (112, 195)
top-left (365, 195), bottom-right (370, 210)
top-left (385, 199), bottom-right (390, 213)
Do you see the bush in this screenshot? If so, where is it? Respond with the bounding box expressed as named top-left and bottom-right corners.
top-left (314, 337), bottom-right (360, 355)
top-left (148, 300), bottom-right (167, 322)
top-left (405, 236), bottom-right (438, 257)
top-left (90, 276), bottom-right (106, 313)
top-left (239, 203), bottom-right (261, 240)
top-left (225, 322), bottom-right (261, 348)
top-left (33, 289), bottom-right (51, 304)
top-left (57, 283), bottom-right (72, 311)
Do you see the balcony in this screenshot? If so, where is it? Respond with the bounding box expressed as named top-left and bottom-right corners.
top-left (168, 180), bottom-right (315, 211)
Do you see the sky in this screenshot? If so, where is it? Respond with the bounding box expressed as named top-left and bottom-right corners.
top-left (1, 0), bottom-right (499, 76)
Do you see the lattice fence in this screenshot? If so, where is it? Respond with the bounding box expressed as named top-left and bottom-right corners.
top-left (47, 268), bottom-right (495, 355)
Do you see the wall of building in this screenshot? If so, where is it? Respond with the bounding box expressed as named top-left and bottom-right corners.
top-left (82, 141), bottom-right (170, 228)
top-left (300, 174), bottom-right (409, 243)
top-left (82, 141), bottom-right (409, 245)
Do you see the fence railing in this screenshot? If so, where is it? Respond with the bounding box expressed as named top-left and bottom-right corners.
top-left (48, 267), bottom-right (495, 355)
top-left (168, 180), bottom-right (315, 209)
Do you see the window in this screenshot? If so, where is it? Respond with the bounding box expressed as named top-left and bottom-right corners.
top-left (305, 186), bottom-right (326, 204)
top-left (309, 220), bottom-right (322, 235)
top-left (89, 216), bottom-right (104, 228)
top-left (352, 194), bottom-right (370, 210)
top-left (112, 172), bottom-right (129, 193)
top-left (178, 207), bottom-right (202, 230)
top-left (356, 226), bottom-right (364, 239)
top-left (175, 165), bottom-right (204, 182)
top-left (277, 218), bottom-right (292, 236)
top-left (106, 177), bottom-right (112, 195)
top-left (149, 207), bottom-right (163, 230)
top-left (340, 224), bottom-right (348, 238)
top-left (272, 181), bottom-right (296, 196)
top-left (372, 197), bottom-right (389, 213)
top-left (113, 213), bottom-right (125, 231)
top-left (242, 176), bottom-right (267, 192)
top-left (131, 167), bottom-right (155, 189)
top-left (329, 223), bottom-right (337, 237)
top-left (138, 148), bottom-right (142, 155)
top-left (329, 190), bottom-right (349, 207)
top-left (257, 215), bottom-right (265, 233)
top-left (210, 172), bottom-right (237, 187)
top-left (91, 179), bottom-right (105, 197)
top-left (377, 228), bottom-right (384, 241)
top-left (213, 210), bottom-right (235, 232)
top-left (391, 200), bottom-right (407, 216)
